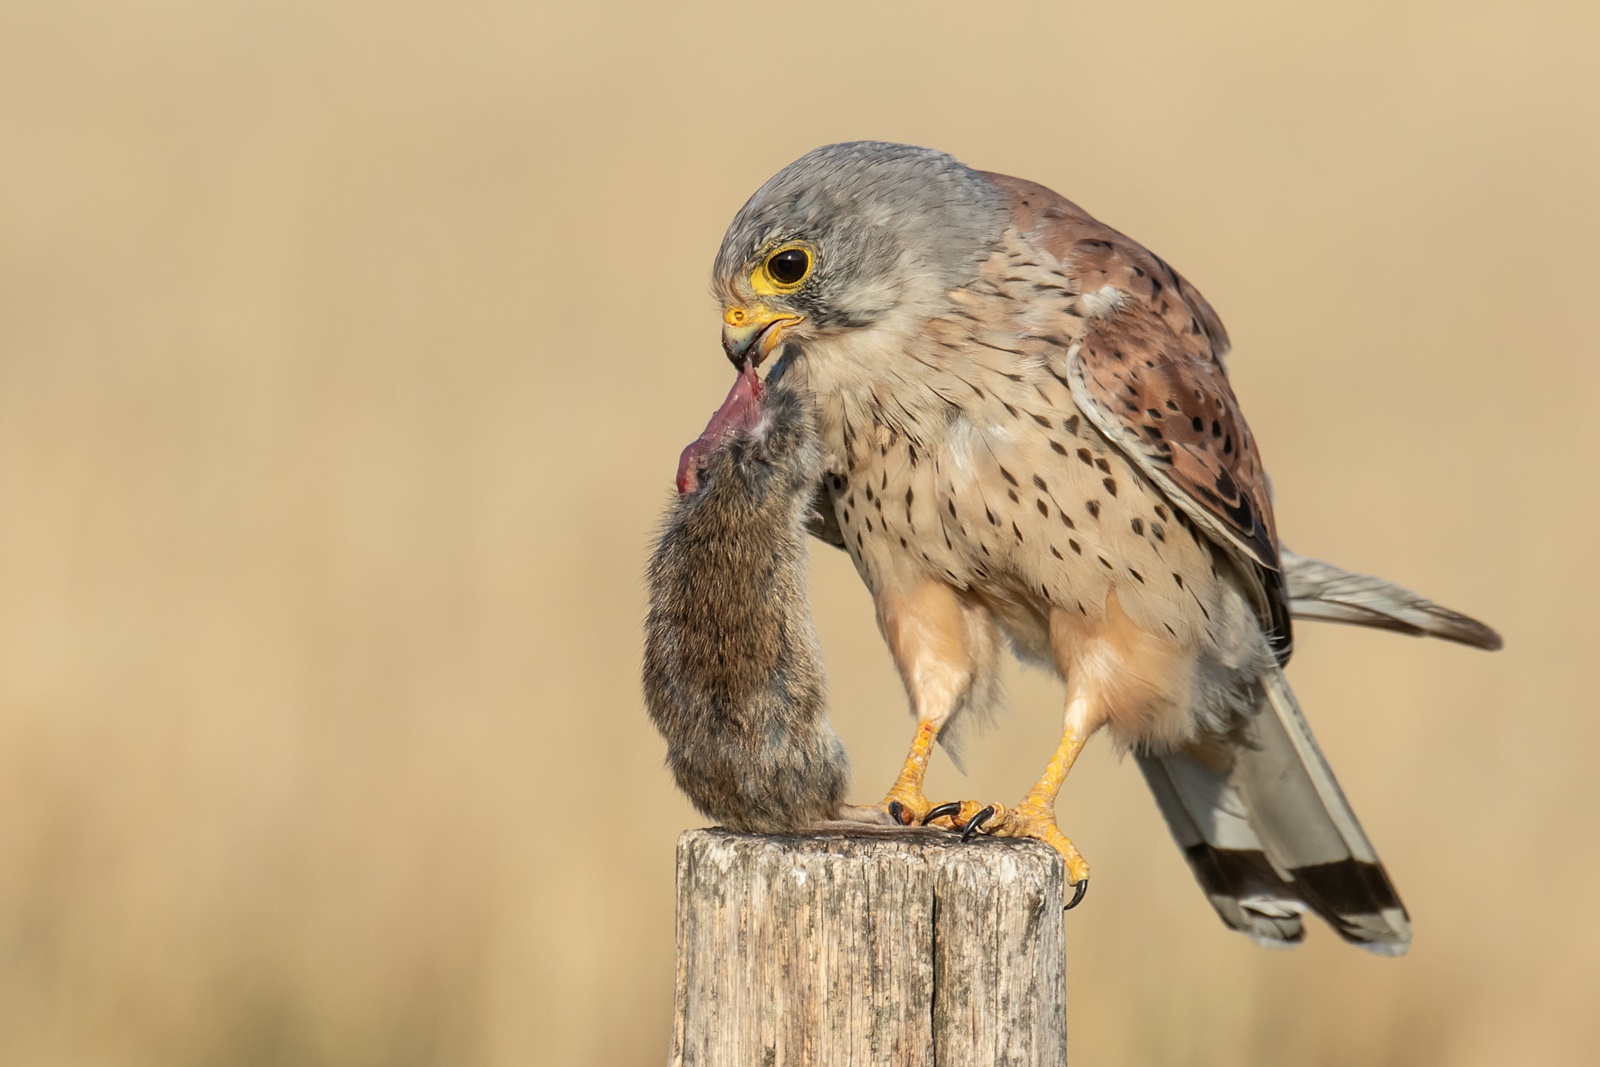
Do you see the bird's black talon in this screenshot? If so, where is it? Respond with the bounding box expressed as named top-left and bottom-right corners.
top-left (923, 801), bottom-right (963, 826)
top-left (887, 800), bottom-right (907, 825)
top-left (959, 805), bottom-right (996, 842)
top-left (1065, 880), bottom-right (1089, 910)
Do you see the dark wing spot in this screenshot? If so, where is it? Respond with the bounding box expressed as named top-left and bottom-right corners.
top-left (1036, 499), bottom-right (1049, 517)
top-left (1050, 545), bottom-right (1063, 559)
top-left (1070, 539), bottom-right (1082, 554)
top-left (1086, 500), bottom-right (1101, 519)
top-left (1050, 440), bottom-right (1068, 455)
top-left (1077, 448), bottom-right (1093, 466)
top-left (1031, 412), bottom-right (1052, 428)
top-left (1131, 518), bottom-right (1144, 535)
top-left (1007, 488), bottom-right (1020, 503)
top-left (1095, 457), bottom-right (1112, 474)
top-left (1063, 415), bottom-right (1081, 435)
top-left (1129, 568), bottom-right (1145, 583)
top-left (1000, 467), bottom-right (1018, 486)
top-left (1102, 478), bottom-right (1118, 497)
top-left (1032, 474), bottom-right (1048, 491)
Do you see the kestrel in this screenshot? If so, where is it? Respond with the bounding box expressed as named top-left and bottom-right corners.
top-left (711, 142), bottom-right (1500, 952)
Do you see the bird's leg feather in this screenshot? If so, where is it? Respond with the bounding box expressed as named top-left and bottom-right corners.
top-left (873, 577), bottom-right (995, 824)
top-left (962, 602), bottom-right (1166, 892)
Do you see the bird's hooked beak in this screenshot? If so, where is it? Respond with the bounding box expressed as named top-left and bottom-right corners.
top-left (721, 306), bottom-right (803, 369)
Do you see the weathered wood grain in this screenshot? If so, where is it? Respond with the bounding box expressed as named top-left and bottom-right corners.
top-left (671, 827), bottom-right (1067, 1066)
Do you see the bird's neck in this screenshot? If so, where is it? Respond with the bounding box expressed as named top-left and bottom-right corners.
top-left (790, 321), bottom-right (944, 461)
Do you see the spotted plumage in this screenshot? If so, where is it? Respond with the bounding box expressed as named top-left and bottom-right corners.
top-left (712, 142), bottom-right (1500, 952)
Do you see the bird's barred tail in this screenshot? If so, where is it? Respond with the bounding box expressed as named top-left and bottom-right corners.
top-left (1138, 668), bottom-right (1411, 955)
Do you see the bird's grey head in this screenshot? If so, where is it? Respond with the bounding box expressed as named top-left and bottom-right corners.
top-left (713, 142), bottom-right (1008, 370)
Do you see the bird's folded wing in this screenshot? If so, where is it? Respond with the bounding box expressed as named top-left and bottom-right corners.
top-left (1063, 300), bottom-right (1278, 573)
top-left (995, 177), bottom-right (1289, 654)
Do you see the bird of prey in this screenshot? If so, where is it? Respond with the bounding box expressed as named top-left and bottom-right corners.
top-left (711, 142), bottom-right (1500, 953)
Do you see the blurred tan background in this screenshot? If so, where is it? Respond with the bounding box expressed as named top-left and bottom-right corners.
top-left (0, 1), bottom-right (1595, 1063)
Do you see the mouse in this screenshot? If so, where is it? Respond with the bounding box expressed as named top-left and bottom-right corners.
top-left (643, 365), bottom-right (852, 833)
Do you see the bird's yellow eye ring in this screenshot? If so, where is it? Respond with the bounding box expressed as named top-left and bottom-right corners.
top-left (760, 245), bottom-right (813, 290)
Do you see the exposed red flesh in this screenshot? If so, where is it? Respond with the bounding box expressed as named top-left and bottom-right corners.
top-left (676, 364), bottom-right (764, 494)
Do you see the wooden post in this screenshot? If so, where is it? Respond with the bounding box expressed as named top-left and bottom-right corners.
top-left (671, 826), bottom-right (1068, 1066)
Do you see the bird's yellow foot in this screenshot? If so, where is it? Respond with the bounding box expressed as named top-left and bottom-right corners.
top-left (922, 799), bottom-right (1005, 837)
top-left (880, 785), bottom-right (936, 826)
top-left (979, 800), bottom-right (1091, 908)
top-left (879, 720), bottom-right (943, 825)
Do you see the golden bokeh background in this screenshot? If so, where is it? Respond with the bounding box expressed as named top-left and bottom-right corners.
top-left (1, 1), bottom-right (1595, 1063)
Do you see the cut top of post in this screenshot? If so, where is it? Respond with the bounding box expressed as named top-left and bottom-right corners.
top-left (671, 826), bottom-right (1067, 1067)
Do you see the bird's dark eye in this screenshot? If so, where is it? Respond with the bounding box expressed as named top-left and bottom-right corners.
top-left (765, 247), bottom-right (811, 287)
